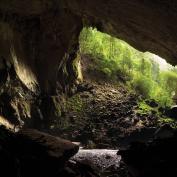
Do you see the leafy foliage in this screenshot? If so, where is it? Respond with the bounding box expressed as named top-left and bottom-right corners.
top-left (158, 117), bottom-right (177, 128)
top-left (137, 101), bottom-right (154, 114)
top-left (79, 27), bottom-right (177, 107)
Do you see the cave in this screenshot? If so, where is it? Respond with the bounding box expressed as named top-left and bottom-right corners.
top-left (0, 1), bottom-right (177, 177)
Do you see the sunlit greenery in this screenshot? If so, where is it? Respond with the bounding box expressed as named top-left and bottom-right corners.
top-left (158, 117), bottom-right (177, 128)
top-left (79, 27), bottom-right (177, 107)
top-left (137, 101), bottom-right (154, 115)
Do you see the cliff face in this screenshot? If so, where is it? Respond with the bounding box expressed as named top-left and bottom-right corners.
top-left (0, 0), bottom-right (177, 93)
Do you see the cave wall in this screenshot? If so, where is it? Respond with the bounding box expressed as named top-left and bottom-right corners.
top-left (0, 19), bottom-right (39, 92)
top-left (0, 0), bottom-right (177, 93)
top-left (0, 1), bottom-right (83, 94)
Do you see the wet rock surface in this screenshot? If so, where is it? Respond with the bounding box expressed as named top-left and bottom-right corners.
top-left (72, 149), bottom-right (129, 177)
top-left (72, 149), bottom-right (121, 174)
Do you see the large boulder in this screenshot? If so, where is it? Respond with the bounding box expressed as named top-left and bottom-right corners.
top-left (14, 129), bottom-right (79, 176)
top-left (168, 105), bottom-right (177, 119)
top-left (0, 127), bottom-right (80, 177)
top-left (16, 129), bottom-right (79, 160)
top-left (119, 131), bottom-right (177, 177)
top-left (72, 149), bottom-right (120, 173)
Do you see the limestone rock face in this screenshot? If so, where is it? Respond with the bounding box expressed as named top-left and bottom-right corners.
top-left (0, 0), bottom-right (177, 93)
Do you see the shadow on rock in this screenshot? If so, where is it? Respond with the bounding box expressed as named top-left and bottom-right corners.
top-left (0, 126), bottom-right (99, 177)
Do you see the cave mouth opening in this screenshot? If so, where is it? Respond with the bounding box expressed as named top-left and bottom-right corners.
top-left (61, 26), bottom-right (177, 144)
top-left (78, 27), bottom-right (177, 109)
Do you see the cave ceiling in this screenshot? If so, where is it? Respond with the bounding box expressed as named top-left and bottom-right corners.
top-left (0, 0), bottom-right (177, 92)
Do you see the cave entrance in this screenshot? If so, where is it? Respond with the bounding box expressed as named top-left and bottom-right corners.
top-left (78, 27), bottom-right (177, 109)
top-left (51, 27), bottom-right (177, 152)
top-left (57, 27), bottom-right (177, 147)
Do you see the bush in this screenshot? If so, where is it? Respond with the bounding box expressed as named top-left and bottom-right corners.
top-left (132, 76), bottom-right (153, 98)
top-left (102, 68), bottom-right (112, 77)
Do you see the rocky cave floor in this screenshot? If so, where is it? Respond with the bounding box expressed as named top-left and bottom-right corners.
top-left (47, 80), bottom-right (166, 149)
top-left (40, 64), bottom-right (177, 177)
top-left (40, 78), bottom-right (177, 177)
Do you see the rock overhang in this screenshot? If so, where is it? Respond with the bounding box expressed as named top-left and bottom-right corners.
top-left (0, 0), bottom-right (177, 92)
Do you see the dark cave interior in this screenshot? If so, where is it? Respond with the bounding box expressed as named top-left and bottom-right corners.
top-left (0, 1), bottom-right (177, 177)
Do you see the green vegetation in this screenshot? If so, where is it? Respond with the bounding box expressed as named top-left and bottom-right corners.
top-left (79, 27), bottom-right (177, 107)
top-left (137, 101), bottom-right (155, 115)
top-left (50, 94), bottom-right (86, 130)
top-left (65, 94), bottom-right (85, 113)
top-left (158, 117), bottom-right (177, 128)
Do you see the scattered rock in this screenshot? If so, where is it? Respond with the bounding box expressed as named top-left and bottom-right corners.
top-left (169, 105), bottom-right (177, 119)
top-left (47, 81), bottom-right (160, 149)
